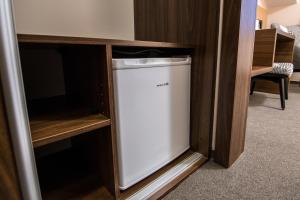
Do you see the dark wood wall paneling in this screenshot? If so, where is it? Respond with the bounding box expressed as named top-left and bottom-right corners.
top-left (134, 0), bottom-right (220, 157)
top-left (0, 79), bottom-right (22, 199)
top-left (214, 0), bottom-right (257, 167)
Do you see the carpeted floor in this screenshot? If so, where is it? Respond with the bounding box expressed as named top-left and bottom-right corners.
top-left (164, 84), bottom-right (300, 200)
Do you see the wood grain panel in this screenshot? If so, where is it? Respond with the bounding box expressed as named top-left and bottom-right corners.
top-left (17, 34), bottom-right (193, 49)
top-left (252, 29), bottom-right (277, 67)
top-left (30, 110), bottom-right (111, 148)
top-left (134, 0), bottom-right (220, 157)
top-left (274, 40), bottom-right (295, 63)
top-left (252, 29), bottom-right (295, 69)
top-left (253, 30), bottom-right (295, 95)
top-left (277, 30), bottom-right (295, 41)
top-left (229, 0), bottom-right (257, 166)
top-left (35, 128), bottom-right (115, 200)
top-left (253, 79), bottom-right (281, 94)
top-left (215, 0), bottom-right (257, 167)
top-left (105, 45), bottom-right (120, 198)
top-left (251, 66), bottom-right (273, 77)
top-left (0, 80), bottom-right (22, 199)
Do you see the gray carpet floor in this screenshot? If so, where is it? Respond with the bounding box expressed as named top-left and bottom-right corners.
top-left (164, 84), bottom-right (300, 200)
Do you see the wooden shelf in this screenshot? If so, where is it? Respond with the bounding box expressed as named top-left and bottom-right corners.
top-left (277, 30), bottom-right (295, 41)
top-left (30, 110), bottom-right (111, 148)
top-left (251, 66), bottom-right (273, 77)
top-left (44, 182), bottom-right (113, 200)
top-left (252, 29), bottom-right (295, 94)
top-left (36, 148), bottom-right (114, 200)
top-left (17, 34), bottom-right (194, 48)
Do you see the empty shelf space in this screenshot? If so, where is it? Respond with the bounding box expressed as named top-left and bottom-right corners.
top-left (30, 110), bottom-right (111, 148)
top-left (35, 138), bottom-right (115, 200)
top-left (43, 176), bottom-right (113, 200)
top-left (277, 30), bottom-right (295, 41)
top-left (251, 66), bottom-right (273, 77)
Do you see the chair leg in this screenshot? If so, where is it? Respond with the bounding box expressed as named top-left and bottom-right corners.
top-left (250, 79), bottom-right (256, 95)
top-left (279, 78), bottom-right (285, 110)
top-left (284, 77), bottom-right (288, 100)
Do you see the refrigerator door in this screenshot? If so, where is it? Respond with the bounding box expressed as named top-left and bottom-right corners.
top-left (113, 57), bottom-right (191, 189)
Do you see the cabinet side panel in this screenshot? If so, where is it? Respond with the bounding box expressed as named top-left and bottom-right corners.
top-left (105, 45), bottom-right (120, 197)
top-left (230, 0), bottom-right (257, 165)
top-left (215, 0), bottom-right (257, 167)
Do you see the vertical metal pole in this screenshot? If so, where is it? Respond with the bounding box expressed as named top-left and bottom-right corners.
top-left (0, 0), bottom-right (41, 199)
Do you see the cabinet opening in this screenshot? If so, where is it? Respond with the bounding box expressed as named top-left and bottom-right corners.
top-left (34, 127), bottom-right (115, 199)
top-left (18, 43), bottom-right (111, 147)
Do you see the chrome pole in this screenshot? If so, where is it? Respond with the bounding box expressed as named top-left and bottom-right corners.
top-left (0, 0), bottom-right (41, 199)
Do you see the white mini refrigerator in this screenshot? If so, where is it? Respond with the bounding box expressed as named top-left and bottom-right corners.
top-left (113, 57), bottom-right (191, 190)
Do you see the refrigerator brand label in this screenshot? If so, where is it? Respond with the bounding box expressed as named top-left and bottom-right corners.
top-left (156, 82), bottom-right (169, 87)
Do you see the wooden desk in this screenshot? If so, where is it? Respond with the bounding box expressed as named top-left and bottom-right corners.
top-left (251, 29), bottom-right (295, 93)
top-left (251, 66), bottom-right (272, 77)
top-left (252, 29), bottom-right (295, 67)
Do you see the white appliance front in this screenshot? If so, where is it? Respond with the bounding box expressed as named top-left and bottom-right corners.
top-left (113, 57), bottom-right (191, 190)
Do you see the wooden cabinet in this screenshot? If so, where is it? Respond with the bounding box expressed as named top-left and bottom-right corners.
top-left (19, 43), bottom-right (111, 148)
top-left (15, 34), bottom-right (206, 199)
top-left (0, 0), bottom-right (262, 198)
top-left (18, 35), bottom-right (120, 199)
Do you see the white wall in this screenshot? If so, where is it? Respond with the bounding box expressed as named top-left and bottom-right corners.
top-left (258, 0), bottom-right (267, 8)
top-left (13, 0), bottom-right (134, 40)
top-left (267, 3), bottom-right (300, 27)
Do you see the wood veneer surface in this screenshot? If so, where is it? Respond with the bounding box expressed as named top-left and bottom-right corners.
top-left (104, 45), bottom-right (121, 197)
top-left (274, 39), bottom-right (295, 63)
top-left (251, 66), bottom-right (273, 77)
top-left (215, 0), bottom-right (257, 167)
top-left (229, 0), bottom-right (257, 166)
top-left (253, 29), bottom-right (295, 67)
top-left (252, 29), bottom-right (295, 94)
top-left (36, 136), bottom-right (114, 200)
top-left (253, 29), bottom-right (277, 67)
top-left (30, 110), bottom-right (111, 148)
top-left (17, 34), bottom-right (193, 49)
